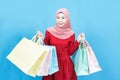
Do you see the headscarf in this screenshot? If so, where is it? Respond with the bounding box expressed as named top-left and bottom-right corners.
top-left (47, 8), bottom-right (74, 39)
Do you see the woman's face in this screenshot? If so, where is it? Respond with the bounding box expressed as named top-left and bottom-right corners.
top-left (56, 13), bottom-right (66, 28)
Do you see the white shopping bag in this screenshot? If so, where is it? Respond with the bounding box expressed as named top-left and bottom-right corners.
top-left (7, 37), bottom-right (47, 77)
top-left (37, 47), bottom-right (52, 76)
top-left (85, 40), bottom-right (102, 74)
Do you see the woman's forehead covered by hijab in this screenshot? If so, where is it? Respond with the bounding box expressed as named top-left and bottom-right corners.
top-left (56, 8), bottom-right (70, 19)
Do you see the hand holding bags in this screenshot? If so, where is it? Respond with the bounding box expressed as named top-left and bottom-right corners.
top-left (7, 35), bottom-right (59, 77)
top-left (72, 39), bottom-right (101, 76)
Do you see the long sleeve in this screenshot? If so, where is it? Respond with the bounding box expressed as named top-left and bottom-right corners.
top-left (67, 34), bottom-right (80, 56)
top-left (44, 30), bottom-right (50, 45)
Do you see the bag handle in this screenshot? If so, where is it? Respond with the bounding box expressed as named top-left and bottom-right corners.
top-left (31, 34), bottom-right (44, 45)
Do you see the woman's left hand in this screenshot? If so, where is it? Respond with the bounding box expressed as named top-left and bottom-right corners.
top-left (77, 32), bottom-right (85, 42)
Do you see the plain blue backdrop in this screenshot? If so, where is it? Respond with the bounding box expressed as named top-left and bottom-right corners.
top-left (0, 0), bottom-right (120, 80)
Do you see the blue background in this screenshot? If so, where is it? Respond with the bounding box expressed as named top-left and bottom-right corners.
top-left (0, 0), bottom-right (120, 80)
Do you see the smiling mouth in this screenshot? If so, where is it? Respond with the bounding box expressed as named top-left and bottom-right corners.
top-left (58, 22), bottom-right (64, 25)
top-left (59, 23), bottom-right (64, 25)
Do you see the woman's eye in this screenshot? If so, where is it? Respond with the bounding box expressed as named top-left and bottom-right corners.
top-left (62, 17), bottom-right (65, 19)
top-left (57, 17), bottom-right (60, 19)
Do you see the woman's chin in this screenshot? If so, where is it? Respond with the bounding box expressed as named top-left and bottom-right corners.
top-left (57, 24), bottom-right (64, 28)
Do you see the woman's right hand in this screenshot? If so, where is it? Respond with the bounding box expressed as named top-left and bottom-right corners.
top-left (36, 30), bottom-right (44, 39)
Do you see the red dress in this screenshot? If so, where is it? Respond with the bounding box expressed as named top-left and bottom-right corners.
top-left (42, 30), bottom-right (79, 80)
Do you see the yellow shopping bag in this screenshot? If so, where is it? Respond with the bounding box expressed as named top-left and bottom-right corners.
top-left (7, 37), bottom-right (47, 77)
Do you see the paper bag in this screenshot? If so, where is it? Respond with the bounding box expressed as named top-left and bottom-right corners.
top-left (32, 34), bottom-right (59, 76)
top-left (7, 37), bottom-right (47, 77)
top-left (48, 46), bottom-right (59, 75)
top-left (37, 48), bottom-right (52, 76)
top-left (72, 43), bottom-right (89, 76)
top-left (85, 40), bottom-right (102, 74)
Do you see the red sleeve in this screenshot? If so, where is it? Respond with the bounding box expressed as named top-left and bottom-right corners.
top-left (44, 30), bottom-right (50, 45)
top-left (68, 34), bottom-right (80, 56)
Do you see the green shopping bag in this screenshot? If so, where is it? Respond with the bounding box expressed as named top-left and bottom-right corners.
top-left (72, 43), bottom-right (89, 76)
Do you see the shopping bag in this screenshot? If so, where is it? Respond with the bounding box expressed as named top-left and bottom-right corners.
top-left (7, 37), bottom-right (47, 77)
top-left (32, 34), bottom-right (59, 75)
top-left (85, 40), bottom-right (102, 74)
top-left (47, 46), bottom-right (59, 75)
top-left (37, 46), bottom-right (59, 76)
top-left (37, 47), bottom-right (52, 76)
top-left (32, 35), bottom-right (51, 76)
top-left (72, 43), bottom-right (89, 76)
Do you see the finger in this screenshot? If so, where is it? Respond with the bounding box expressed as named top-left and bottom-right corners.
top-left (37, 31), bottom-right (41, 35)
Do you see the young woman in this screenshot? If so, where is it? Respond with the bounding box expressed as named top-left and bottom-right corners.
top-left (37, 8), bottom-right (85, 80)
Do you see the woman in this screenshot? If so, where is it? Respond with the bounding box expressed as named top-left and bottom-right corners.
top-left (37, 8), bottom-right (85, 80)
